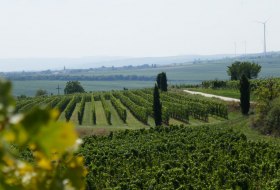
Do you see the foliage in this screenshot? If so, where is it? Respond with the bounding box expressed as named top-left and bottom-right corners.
top-left (78, 96), bottom-right (86, 125)
top-left (91, 95), bottom-right (96, 125)
top-left (113, 92), bottom-right (148, 124)
top-left (64, 81), bottom-right (85, 95)
top-left (79, 125), bottom-right (280, 189)
top-left (153, 84), bottom-right (162, 126)
top-left (0, 80), bottom-right (86, 190)
top-left (265, 98), bottom-right (280, 135)
top-left (110, 94), bottom-right (127, 123)
top-left (156, 72), bottom-right (168, 91)
top-left (253, 79), bottom-right (280, 135)
top-left (65, 96), bottom-right (80, 121)
top-left (227, 61), bottom-right (261, 80)
top-left (100, 95), bottom-right (111, 125)
top-left (54, 97), bottom-right (71, 114)
top-left (35, 89), bottom-right (48, 97)
top-left (240, 74), bottom-right (250, 115)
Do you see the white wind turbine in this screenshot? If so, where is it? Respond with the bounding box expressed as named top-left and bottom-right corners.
top-left (256, 18), bottom-right (269, 57)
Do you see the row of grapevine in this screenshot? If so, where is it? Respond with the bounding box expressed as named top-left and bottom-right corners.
top-left (128, 91), bottom-right (169, 124)
top-left (124, 91), bottom-right (153, 115)
top-left (78, 96), bottom-right (86, 125)
top-left (92, 95), bottom-right (96, 125)
top-left (65, 96), bottom-right (80, 121)
top-left (160, 93), bottom-right (208, 121)
top-left (47, 97), bottom-right (61, 109)
top-left (113, 92), bottom-right (148, 124)
top-left (165, 92), bottom-right (228, 119)
top-left (18, 98), bottom-right (45, 113)
top-left (135, 89), bottom-right (206, 122)
top-left (100, 95), bottom-right (111, 125)
top-left (54, 97), bottom-right (71, 113)
top-left (110, 94), bottom-right (127, 123)
top-left (15, 99), bottom-right (33, 112)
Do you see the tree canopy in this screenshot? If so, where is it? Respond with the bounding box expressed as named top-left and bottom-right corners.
top-left (35, 89), bottom-right (48, 97)
top-left (227, 61), bottom-right (261, 80)
top-left (156, 72), bottom-right (168, 91)
top-left (153, 84), bottom-right (162, 126)
top-left (240, 74), bottom-right (250, 115)
top-left (64, 81), bottom-right (85, 94)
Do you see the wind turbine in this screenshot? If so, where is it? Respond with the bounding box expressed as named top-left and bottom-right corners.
top-left (256, 18), bottom-right (269, 57)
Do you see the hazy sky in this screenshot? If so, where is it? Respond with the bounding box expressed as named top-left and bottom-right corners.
top-left (0, 0), bottom-right (279, 58)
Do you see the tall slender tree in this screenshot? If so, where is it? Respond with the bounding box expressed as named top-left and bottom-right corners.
top-left (156, 72), bottom-right (168, 92)
top-left (153, 84), bottom-right (162, 126)
top-left (240, 74), bottom-right (250, 115)
top-left (156, 74), bottom-right (162, 90)
top-left (161, 72), bottom-right (168, 91)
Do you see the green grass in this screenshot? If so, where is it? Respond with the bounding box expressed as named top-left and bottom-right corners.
top-left (106, 100), bottom-right (125, 127)
top-left (95, 101), bottom-right (108, 126)
top-left (82, 102), bottom-right (93, 126)
top-left (69, 103), bottom-right (79, 125)
top-left (12, 80), bottom-right (154, 97)
top-left (124, 107), bottom-right (148, 129)
top-left (58, 111), bottom-right (66, 121)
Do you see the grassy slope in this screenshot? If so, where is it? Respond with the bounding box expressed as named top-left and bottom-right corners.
top-left (95, 101), bottom-right (108, 126)
top-left (106, 100), bottom-right (125, 127)
top-left (69, 103), bottom-right (79, 125)
top-left (58, 111), bottom-right (66, 121)
top-left (82, 102), bottom-right (92, 126)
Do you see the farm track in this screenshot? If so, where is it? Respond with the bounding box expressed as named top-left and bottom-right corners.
top-left (183, 90), bottom-right (240, 102)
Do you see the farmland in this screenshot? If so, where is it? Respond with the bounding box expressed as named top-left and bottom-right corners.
top-left (13, 82), bottom-right (280, 189)
top-left (7, 54), bottom-right (280, 97)
top-left (16, 88), bottom-right (229, 135)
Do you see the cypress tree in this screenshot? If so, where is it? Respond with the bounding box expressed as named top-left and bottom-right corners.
top-left (240, 74), bottom-right (250, 115)
top-left (156, 72), bottom-right (168, 91)
top-left (156, 73), bottom-right (162, 90)
top-left (153, 84), bottom-right (162, 126)
top-left (161, 72), bottom-right (168, 91)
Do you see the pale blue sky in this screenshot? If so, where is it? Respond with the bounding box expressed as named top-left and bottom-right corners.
top-left (0, 0), bottom-right (279, 58)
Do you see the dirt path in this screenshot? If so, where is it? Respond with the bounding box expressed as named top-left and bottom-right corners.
top-left (183, 90), bottom-right (240, 102)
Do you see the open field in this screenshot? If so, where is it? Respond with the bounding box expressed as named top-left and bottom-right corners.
top-left (10, 56), bottom-right (280, 97)
top-left (12, 80), bottom-right (154, 97)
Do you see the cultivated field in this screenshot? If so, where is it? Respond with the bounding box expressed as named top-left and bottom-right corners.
top-left (16, 88), bottom-right (230, 136)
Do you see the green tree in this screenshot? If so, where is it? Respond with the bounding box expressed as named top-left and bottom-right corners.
top-left (227, 61), bottom-right (261, 80)
top-left (153, 84), bottom-right (162, 126)
top-left (35, 89), bottom-right (48, 97)
top-left (156, 72), bottom-right (168, 91)
top-left (265, 98), bottom-right (280, 135)
top-left (240, 74), bottom-right (250, 115)
top-left (64, 81), bottom-right (85, 94)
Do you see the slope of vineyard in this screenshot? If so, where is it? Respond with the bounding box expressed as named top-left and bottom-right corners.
top-left (15, 89), bottom-right (229, 133)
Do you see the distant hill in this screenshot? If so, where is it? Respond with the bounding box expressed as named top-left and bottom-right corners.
top-left (0, 54), bottom-right (236, 72)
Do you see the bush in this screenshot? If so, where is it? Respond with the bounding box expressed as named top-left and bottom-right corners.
top-left (0, 80), bottom-right (86, 189)
top-left (265, 98), bottom-right (280, 135)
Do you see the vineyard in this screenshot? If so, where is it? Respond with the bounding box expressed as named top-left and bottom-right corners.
top-left (15, 89), bottom-right (229, 132)
top-left (12, 87), bottom-right (280, 189)
top-left (78, 125), bottom-right (280, 189)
